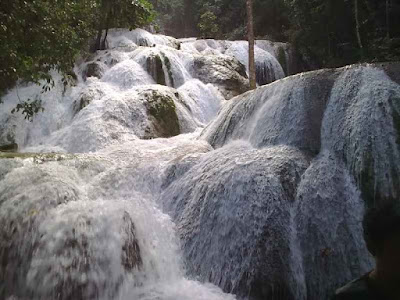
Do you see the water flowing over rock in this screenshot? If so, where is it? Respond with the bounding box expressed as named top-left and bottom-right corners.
top-left (293, 151), bottom-right (372, 300)
top-left (161, 142), bottom-right (311, 299)
top-left (197, 63), bottom-right (399, 298)
top-left (202, 68), bottom-right (337, 155)
top-left (192, 55), bottom-right (249, 99)
top-left (180, 38), bottom-right (288, 82)
top-left (0, 27), bottom-right (399, 300)
top-left (202, 63), bottom-right (400, 203)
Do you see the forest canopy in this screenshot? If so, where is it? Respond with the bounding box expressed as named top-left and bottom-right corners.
top-left (150, 0), bottom-right (400, 69)
top-left (1, 0), bottom-right (399, 105)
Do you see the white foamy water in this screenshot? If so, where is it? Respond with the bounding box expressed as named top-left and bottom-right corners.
top-left (1, 28), bottom-right (275, 300)
top-left (1, 28), bottom-right (398, 300)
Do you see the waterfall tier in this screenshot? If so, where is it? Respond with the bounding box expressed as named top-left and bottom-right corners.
top-left (0, 28), bottom-right (399, 300)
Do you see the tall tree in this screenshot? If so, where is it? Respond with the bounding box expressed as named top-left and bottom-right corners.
top-left (246, 0), bottom-right (256, 90)
top-left (354, 0), bottom-right (364, 57)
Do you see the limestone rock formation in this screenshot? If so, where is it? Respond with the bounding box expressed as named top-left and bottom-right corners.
top-left (192, 55), bottom-right (249, 99)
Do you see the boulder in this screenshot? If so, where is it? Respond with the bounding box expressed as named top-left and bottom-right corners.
top-left (0, 116), bottom-right (17, 152)
top-left (201, 63), bottom-right (400, 203)
top-left (142, 88), bottom-right (181, 138)
top-left (192, 55), bottom-right (249, 99)
top-left (0, 163), bottom-right (83, 299)
top-left (201, 68), bottom-right (338, 155)
top-left (321, 64), bottom-right (400, 204)
top-left (82, 62), bottom-right (106, 81)
top-left (0, 160), bottom-right (142, 300)
top-left (293, 151), bottom-right (373, 300)
top-left (26, 206), bottom-right (142, 300)
top-left (161, 142), bottom-right (310, 299)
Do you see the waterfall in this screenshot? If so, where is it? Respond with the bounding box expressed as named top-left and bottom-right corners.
top-left (1, 28), bottom-right (399, 300)
top-left (180, 39), bottom-right (286, 85)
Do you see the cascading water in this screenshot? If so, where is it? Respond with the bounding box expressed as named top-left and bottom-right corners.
top-left (180, 38), bottom-right (287, 84)
top-left (0, 27), bottom-right (399, 300)
top-left (198, 63), bottom-right (399, 299)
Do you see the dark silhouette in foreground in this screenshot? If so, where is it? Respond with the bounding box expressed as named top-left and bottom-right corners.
top-left (332, 202), bottom-right (400, 300)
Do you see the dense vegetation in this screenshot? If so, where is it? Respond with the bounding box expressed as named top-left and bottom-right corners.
top-left (1, 0), bottom-right (399, 116)
top-left (150, 0), bottom-right (400, 69)
top-left (0, 0), bottom-right (154, 110)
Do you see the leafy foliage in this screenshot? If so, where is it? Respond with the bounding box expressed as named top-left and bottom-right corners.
top-left (93, 0), bottom-right (155, 50)
top-left (149, 0), bottom-right (290, 41)
top-left (151, 0), bottom-right (400, 69)
top-left (198, 11), bottom-right (220, 38)
top-left (11, 98), bottom-right (44, 121)
top-left (0, 1), bottom-right (97, 93)
top-left (0, 0), bottom-right (154, 119)
top-left (284, 0), bottom-right (400, 68)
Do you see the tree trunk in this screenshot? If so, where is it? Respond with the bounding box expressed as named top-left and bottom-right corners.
top-left (101, 13), bottom-right (111, 50)
top-left (101, 27), bottom-right (109, 50)
top-left (246, 0), bottom-right (256, 90)
top-left (93, 28), bottom-right (103, 53)
top-left (355, 0), bottom-right (364, 58)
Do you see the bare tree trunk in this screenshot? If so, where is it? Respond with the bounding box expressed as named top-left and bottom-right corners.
top-left (355, 0), bottom-right (364, 58)
top-left (101, 13), bottom-right (111, 50)
top-left (246, 0), bottom-right (256, 90)
top-left (92, 0), bottom-right (109, 52)
top-left (93, 28), bottom-right (103, 52)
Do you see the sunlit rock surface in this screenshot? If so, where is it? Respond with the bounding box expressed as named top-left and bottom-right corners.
top-left (0, 27), bottom-right (399, 300)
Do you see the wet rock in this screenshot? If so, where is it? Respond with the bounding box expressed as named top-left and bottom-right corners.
top-left (0, 143), bottom-right (18, 152)
top-left (142, 89), bottom-right (181, 138)
top-left (161, 143), bottom-right (310, 300)
top-left (0, 117), bottom-right (17, 151)
top-left (121, 212), bottom-right (142, 271)
top-left (322, 65), bottom-right (400, 205)
top-left (0, 160), bottom-right (142, 300)
top-left (379, 61), bottom-right (400, 85)
top-left (293, 151), bottom-right (373, 300)
top-left (0, 163), bottom-right (82, 299)
top-left (146, 54), bottom-right (166, 86)
top-left (192, 55), bottom-right (249, 99)
top-left (82, 62), bottom-right (106, 81)
top-left (72, 79), bottom-right (108, 114)
top-left (26, 209), bottom-right (142, 300)
top-left (201, 68), bottom-right (337, 155)
top-left (201, 62), bottom-right (400, 204)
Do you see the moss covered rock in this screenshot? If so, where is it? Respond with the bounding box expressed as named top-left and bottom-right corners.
top-left (142, 89), bottom-right (180, 138)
